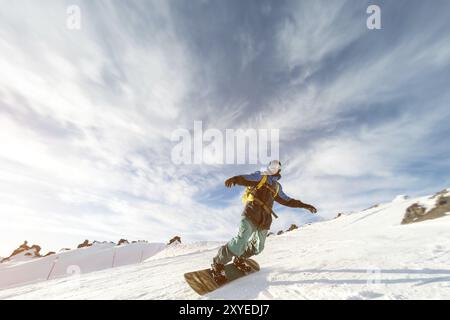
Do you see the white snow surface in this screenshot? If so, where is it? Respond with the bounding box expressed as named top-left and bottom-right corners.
top-left (0, 191), bottom-right (449, 300)
top-left (392, 194), bottom-right (410, 203)
top-left (0, 242), bottom-right (166, 290)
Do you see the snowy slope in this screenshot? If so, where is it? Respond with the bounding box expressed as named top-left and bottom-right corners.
top-left (0, 242), bottom-right (165, 290)
top-left (0, 190), bottom-right (449, 300)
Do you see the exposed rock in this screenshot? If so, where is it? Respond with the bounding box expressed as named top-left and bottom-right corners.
top-left (430, 189), bottom-right (450, 199)
top-left (335, 213), bottom-right (344, 219)
top-left (10, 240), bottom-right (30, 257)
top-left (286, 224), bottom-right (298, 232)
top-left (59, 248), bottom-right (71, 252)
top-left (267, 232), bottom-right (274, 237)
top-left (438, 196), bottom-right (449, 206)
top-left (44, 252), bottom-right (56, 257)
top-left (277, 230), bottom-right (284, 236)
top-left (118, 239), bottom-right (129, 246)
top-left (402, 195), bottom-right (450, 224)
top-left (402, 203), bottom-right (427, 224)
top-left (362, 204), bottom-right (379, 211)
top-left (30, 245), bottom-right (41, 255)
top-left (1, 241), bottom-right (42, 262)
top-left (168, 236), bottom-right (181, 245)
top-left (91, 241), bottom-right (115, 245)
top-left (77, 240), bottom-right (92, 249)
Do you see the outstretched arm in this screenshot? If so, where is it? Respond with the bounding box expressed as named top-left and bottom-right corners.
top-left (275, 184), bottom-right (317, 214)
top-left (224, 171), bottom-right (265, 188)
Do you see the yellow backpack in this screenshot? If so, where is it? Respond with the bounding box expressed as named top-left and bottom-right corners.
top-left (241, 175), bottom-right (280, 204)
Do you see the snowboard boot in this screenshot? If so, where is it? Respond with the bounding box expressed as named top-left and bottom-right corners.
top-left (233, 256), bottom-right (252, 273)
top-left (211, 262), bottom-right (227, 285)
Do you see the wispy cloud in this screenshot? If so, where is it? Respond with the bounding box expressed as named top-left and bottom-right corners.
top-left (0, 0), bottom-right (449, 255)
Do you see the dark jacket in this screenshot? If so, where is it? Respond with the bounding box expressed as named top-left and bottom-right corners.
top-left (231, 171), bottom-right (304, 230)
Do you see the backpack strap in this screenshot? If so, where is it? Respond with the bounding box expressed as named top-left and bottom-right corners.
top-left (256, 175), bottom-right (268, 189)
top-left (247, 176), bottom-right (280, 219)
top-left (242, 175), bottom-right (267, 204)
top-left (274, 182), bottom-right (280, 198)
top-left (263, 180), bottom-right (280, 198)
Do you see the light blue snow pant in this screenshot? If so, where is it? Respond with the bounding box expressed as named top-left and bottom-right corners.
top-left (213, 217), bottom-right (268, 265)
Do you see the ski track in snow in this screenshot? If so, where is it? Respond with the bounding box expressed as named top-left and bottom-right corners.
top-left (0, 193), bottom-right (449, 299)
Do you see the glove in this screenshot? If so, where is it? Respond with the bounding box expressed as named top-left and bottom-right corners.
top-left (303, 203), bottom-right (317, 214)
top-left (224, 177), bottom-right (238, 188)
top-left (292, 200), bottom-right (317, 214)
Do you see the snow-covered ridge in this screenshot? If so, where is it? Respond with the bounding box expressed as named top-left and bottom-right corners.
top-left (1, 189), bottom-right (449, 299)
top-left (146, 241), bottom-right (223, 261)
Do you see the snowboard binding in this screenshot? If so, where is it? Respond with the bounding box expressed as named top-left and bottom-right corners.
top-left (233, 256), bottom-right (252, 273)
top-left (211, 263), bottom-right (227, 285)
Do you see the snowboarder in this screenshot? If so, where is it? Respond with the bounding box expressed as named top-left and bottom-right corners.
top-left (211, 160), bottom-right (317, 284)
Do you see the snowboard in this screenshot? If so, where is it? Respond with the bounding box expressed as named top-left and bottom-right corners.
top-left (184, 259), bottom-right (260, 296)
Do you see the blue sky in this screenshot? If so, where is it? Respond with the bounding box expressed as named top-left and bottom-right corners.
top-left (0, 0), bottom-right (449, 256)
